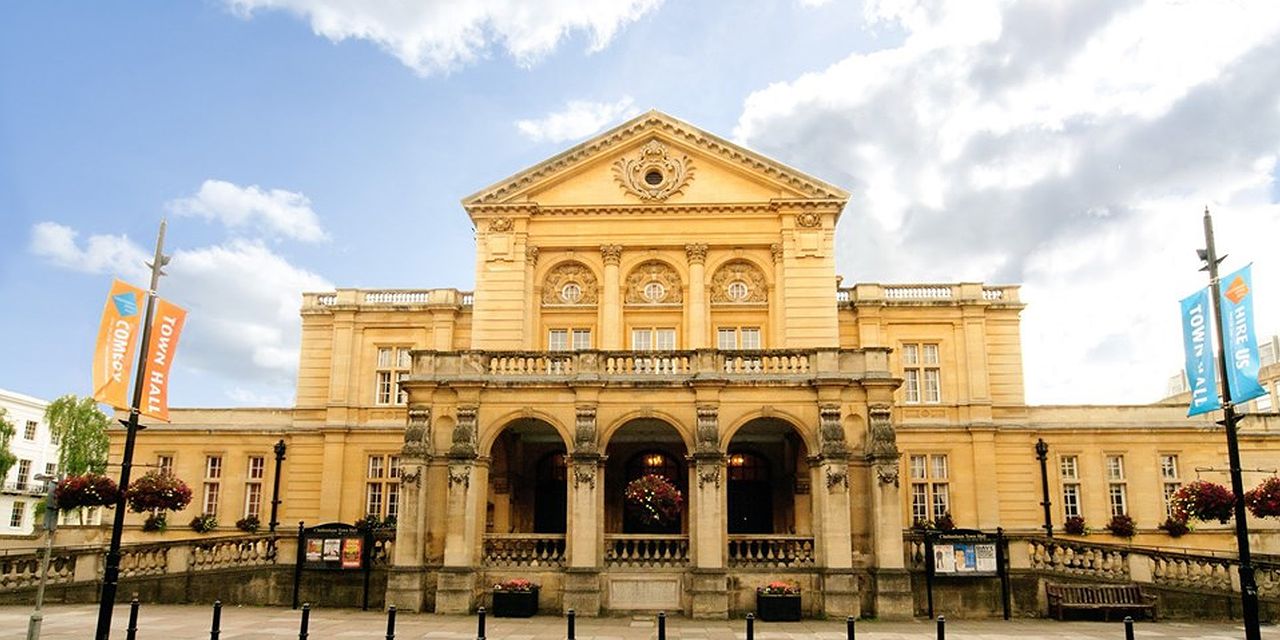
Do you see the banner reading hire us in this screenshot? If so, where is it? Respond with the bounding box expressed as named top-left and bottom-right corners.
top-left (140, 297), bottom-right (187, 422)
top-left (1180, 287), bottom-right (1221, 416)
top-left (92, 279), bottom-right (148, 410)
top-left (1218, 264), bottom-right (1266, 404)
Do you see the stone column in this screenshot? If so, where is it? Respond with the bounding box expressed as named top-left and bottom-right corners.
top-left (769, 244), bottom-right (785, 346)
top-left (565, 406), bottom-right (603, 615)
top-left (864, 403), bottom-right (912, 619)
top-left (814, 403), bottom-right (859, 618)
top-left (388, 405), bottom-right (433, 611)
top-left (601, 245), bottom-right (622, 349)
top-left (436, 406), bottom-right (480, 614)
top-left (690, 404), bottom-right (729, 618)
top-left (685, 244), bottom-right (708, 349)
top-left (523, 246), bottom-right (540, 349)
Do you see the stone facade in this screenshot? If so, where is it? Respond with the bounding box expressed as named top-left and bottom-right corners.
top-left (108, 111), bottom-right (1280, 618)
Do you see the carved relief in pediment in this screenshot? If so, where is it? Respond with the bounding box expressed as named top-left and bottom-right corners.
top-left (612, 139), bottom-right (695, 202)
top-left (709, 260), bottom-right (768, 304)
top-left (542, 261), bottom-right (599, 305)
top-left (625, 260), bottom-right (683, 304)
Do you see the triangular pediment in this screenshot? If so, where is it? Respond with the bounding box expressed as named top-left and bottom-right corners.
top-left (462, 110), bottom-right (849, 210)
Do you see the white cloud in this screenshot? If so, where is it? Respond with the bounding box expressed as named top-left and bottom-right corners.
top-left (30, 222), bottom-right (150, 282)
top-left (167, 179), bottom-right (328, 242)
top-left (30, 224), bottom-right (331, 405)
top-left (733, 0), bottom-right (1280, 403)
top-left (516, 97), bottom-right (640, 143)
top-left (224, 0), bottom-right (664, 75)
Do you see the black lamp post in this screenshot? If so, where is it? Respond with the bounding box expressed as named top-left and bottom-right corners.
top-left (269, 439), bottom-right (287, 533)
top-left (1035, 438), bottom-right (1053, 538)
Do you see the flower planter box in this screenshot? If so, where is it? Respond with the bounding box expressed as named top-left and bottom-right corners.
top-left (755, 593), bottom-right (801, 621)
top-left (492, 587), bottom-right (539, 617)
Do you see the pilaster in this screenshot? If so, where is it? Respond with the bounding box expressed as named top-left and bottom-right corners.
top-left (686, 244), bottom-right (708, 349)
top-left (864, 403), bottom-right (912, 619)
top-left (437, 405), bottom-right (481, 614)
top-left (601, 245), bottom-right (622, 349)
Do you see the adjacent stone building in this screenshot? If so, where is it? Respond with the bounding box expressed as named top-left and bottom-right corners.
top-left (111, 111), bottom-right (1280, 618)
top-left (1, 388), bottom-right (56, 536)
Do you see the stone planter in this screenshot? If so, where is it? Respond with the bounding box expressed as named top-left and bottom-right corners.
top-left (755, 592), bottom-right (801, 621)
top-left (492, 587), bottom-right (539, 617)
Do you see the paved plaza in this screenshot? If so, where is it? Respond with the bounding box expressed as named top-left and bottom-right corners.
top-left (0, 605), bottom-right (1275, 640)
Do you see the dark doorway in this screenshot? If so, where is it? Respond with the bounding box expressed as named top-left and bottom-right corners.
top-left (623, 450), bottom-right (683, 533)
top-left (727, 451), bottom-right (772, 533)
top-left (534, 452), bottom-right (567, 533)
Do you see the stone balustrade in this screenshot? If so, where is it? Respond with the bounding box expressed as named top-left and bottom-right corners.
top-left (604, 535), bottom-right (689, 567)
top-left (483, 534), bottom-right (566, 567)
top-left (413, 347), bottom-right (889, 387)
top-left (838, 283), bottom-right (1020, 305)
top-left (727, 535), bottom-right (815, 567)
top-left (304, 289), bottom-right (474, 310)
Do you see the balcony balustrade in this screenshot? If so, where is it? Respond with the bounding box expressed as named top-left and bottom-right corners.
top-left (482, 534), bottom-right (566, 567)
top-left (604, 534), bottom-right (689, 568)
top-left (727, 535), bottom-right (815, 567)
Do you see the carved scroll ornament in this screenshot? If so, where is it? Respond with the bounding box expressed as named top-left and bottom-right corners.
top-left (613, 139), bottom-right (694, 201)
top-left (709, 260), bottom-right (768, 304)
top-left (625, 260), bottom-right (683, 304)
top-left (542, 261), bottom-right (599, 305)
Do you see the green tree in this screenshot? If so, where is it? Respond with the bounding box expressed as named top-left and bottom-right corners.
top-left (44, 395), bottom-right (110, 476)
top-left (0, 407), bottom-right (16, 482)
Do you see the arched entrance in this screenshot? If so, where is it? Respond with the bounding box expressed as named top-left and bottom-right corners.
top-left (724, 418), bottom-right (815, 567)
top-left (604, 418), bottom-right (689, 534)
top-left (487, 419), bottom-right (567, 534)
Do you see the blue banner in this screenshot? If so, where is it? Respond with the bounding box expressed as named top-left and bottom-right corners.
top-left (1181, 288), bottom-right (1221, 416)
top-left (1219, 264), bottom-right (1266, 404)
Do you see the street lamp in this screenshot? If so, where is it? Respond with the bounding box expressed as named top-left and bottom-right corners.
top-left (1035, 438), bottom-right (1053, 538)
top-left (27, 473), bottom-right (60, 640)
top-left (269, 439), bottom-right (287, 533)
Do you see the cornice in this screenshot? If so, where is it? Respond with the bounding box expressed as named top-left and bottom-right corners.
top-left (461, 110), bottom-right (850, 207)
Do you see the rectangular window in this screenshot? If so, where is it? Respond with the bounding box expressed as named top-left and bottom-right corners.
top-left (244, 455), bottom-right (265, 518)
top-left (1062, 484), bottom-right (1081, 518)
top-left (717, 328), bottom-right (736, 350)
top-left (1106, 454), bottom-right (1127, 515)
top-left (572, 329), bottom-right (592, 350)
top-left (717, 327), bottom-right (762, 350)
top-left (44, 462), bottom-right (56, 478)
top-left (50, 430), bottom-right (60, 445)
top-left (23, 421), bottom-right (37, 441)
top-left (1059, 455), bottom-right (1081, 519)
top-left (375, 346), bottom-right (412, 405)
top-left (9, 502), bottom-right (24, 528)
top-left (17, 460), bottom-right (32, 490)
top-left (548, 329), bottom-right (568, 351)
top-left (365, 454), bottom-right (399, 519)
top-left (1257, 383), bottom-right (1273, 412)
top-left (631, 328), bottom-right (676, 350)
top-left (157, 455), bottom-right (174, 475)
top-left (1160, 454), bottom-right (1181, 517)
top-left (901, 343), bottom-right (941, 404)
top-left (908, 453), bottom-right (950, 524)
top-left (203, 455), bottom-right (222, 517)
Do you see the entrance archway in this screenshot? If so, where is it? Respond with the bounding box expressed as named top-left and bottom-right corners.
top-left (724, 418), bottom-right (810, 535)
top-left (487, 419), bottom-right (567, 533)
top-left (604, 418), bottom-right (689, 534)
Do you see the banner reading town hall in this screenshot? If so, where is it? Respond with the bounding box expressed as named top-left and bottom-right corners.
top-left (1180, 287), bottom-right (1221, 417)
top-left (140, 297), bottom-right (187, 422)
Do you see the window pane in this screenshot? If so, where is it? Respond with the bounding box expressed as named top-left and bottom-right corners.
top-left (911, 484), bottom-right (928, 523)
top-left (549, 329), bottom-right (568, 351)
top-left (366, 483), bottom-right (383, 517)
top-left (572, 329), bottom-right (592, 350)
top-left (10, 503), bottom-right (24, 528)
top-left (904, 370), bottom-right (920, 403)
top-left (656, 329), bottom-right (676, 350)
top-left (1163, 482), bottom-right (1181, 516)
top-left (923, 369), bottom-right (941, 403)
top-left (245, 483), bottom-right (262, 518)
top-left (203, 483), bottom-right (220, 516)
top-left (903, 344), bottom-right (919, 365)
top-left (368, 455), bottom-right (384, 479)
top-left (718, 328), bottom-right (737, 350)
top-left (931, 454), bottom-right (948, 479)
top-left (923, 344), bottom-right (939, 365)
top-left (1106, 456), bottom-right (1124, 481)
top-left (909, 455), bottom-right (927, 480)
top-left (24, 421), bottom-right (37, 440)
top-left (632, 329), bottom-right (652, 350)
top-left (1109, 484), bottom-right (1127, 516)
top-left (1063, 484), bottom-right (1080, 518)
top-left (932, 483), bottom-right (949, 519)
top-left (1160, 455), bottom-right (1178, 480)
top-left (377, 347), bottom-right (392, 368)
top-left (206, 456), bottom-right (222, 479)
top-left (248, 456), bottom-right (265, 480)
top-left (376, 371), bottom-right (393, 405)
top-left (397, 348), bottom-right (412, 369)
top-left (741, 328), bottom-right (761, 349)
top-left (387, 483), bottom-right (400, 519)
top-left (1059, 456), bottom-right (1078, 480)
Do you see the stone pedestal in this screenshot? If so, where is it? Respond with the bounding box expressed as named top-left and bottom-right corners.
top-left (435, 567), bottom-right (477, 614)
top-left (386, 567), bottom-right (434, 612)
top-left (821, 570), bottom-right (861, 619)
top-left (870, 568), bottom-right (914, 620)
top-left (689, 569), bottom-right (729, 619)
top-left (562, 568), bottom-right (602, 616)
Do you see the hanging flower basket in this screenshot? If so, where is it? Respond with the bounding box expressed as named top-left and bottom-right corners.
top-left (1245, 476), bottom-right (1280, 518)
top-left (190, 514), bottom-right (218, 533)
top-left (1170, 480), bottom-right (1235, 524)
top-left (1063, 516), bottom-right (1087, 535)
top-left (54, 473), bottom-right (120, 510)
top-left (1105, 514), bottom-right (1136, 538)
top-left (124, 470), bottom-right (193, 513)
top-left (1158, 516), bottom-right (1190, 538)
top-left (624, 474), bottom-right (684, 527)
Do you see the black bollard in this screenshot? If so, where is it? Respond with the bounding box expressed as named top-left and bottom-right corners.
top-left (936, 615), bottom-right (945, 640)
top-left (746, 613), bottom-right (754, 640)
top-left (385, 605), bottom-right (397, 640)
top-left (126, 597), bottom-right (140, 640)
top-left (1124, 616), bottom-right (1135, 640)
top-left (299, 603), bottom-right (311, 640)
top-left (658, 611), bottom-right (666, 640)
top-left (210, 599), bottom-right (223, 640)
top-left (477, 606), bottom-right (487, 640)
top-left (567, 608), bottom-right (576, 640)
top-left (846, 615), bottom-right (855, 640)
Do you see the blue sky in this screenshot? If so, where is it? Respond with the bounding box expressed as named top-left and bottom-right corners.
top-left (2, 0), bottom-right (1279, 408)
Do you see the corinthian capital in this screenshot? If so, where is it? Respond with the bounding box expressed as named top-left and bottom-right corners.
top-left (684, 243), bottom-right (708, 265)
top-left (601, 244), bottom-right (623, 265)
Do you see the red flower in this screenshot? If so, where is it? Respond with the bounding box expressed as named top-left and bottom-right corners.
top-left (124, 471), bottom-right (193, 513)
top-left (1170, 480), bottom-right (1235, 524)
top-left (54, 473), bottom-right (120, 510)
top-left (758, 580), bottom-right (800, 595)
top-left (494, 578), bottom-right (537, 592)
top-left (624, 474), bottom-right (684, 526)
top-left (1245, 476), bottom-right (1280, 519)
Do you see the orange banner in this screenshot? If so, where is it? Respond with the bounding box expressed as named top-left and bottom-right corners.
top-left (92, 279), bottom-right (147, 410)
top-left (140, 297), bottom-right (187, 422)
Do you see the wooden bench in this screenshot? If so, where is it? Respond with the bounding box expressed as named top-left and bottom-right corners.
top-left (1046, 583), bottom-right (1158, 621)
